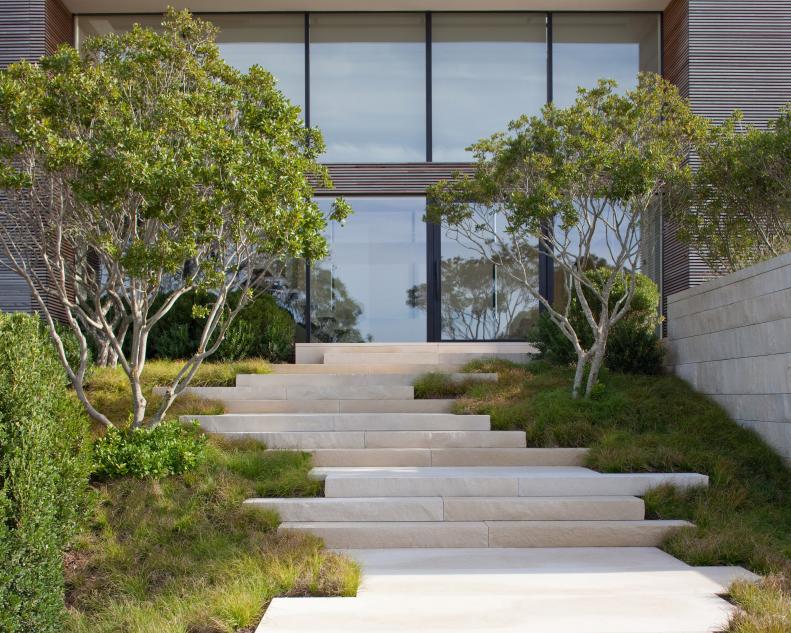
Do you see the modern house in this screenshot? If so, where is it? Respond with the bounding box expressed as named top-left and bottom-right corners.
top-left (1, 0), bottom-right (790, 343)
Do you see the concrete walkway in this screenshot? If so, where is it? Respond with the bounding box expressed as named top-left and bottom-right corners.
top-left (184, 343), bottom-right (757, 633)
top-left (258, 548), bottom-right (758, 632)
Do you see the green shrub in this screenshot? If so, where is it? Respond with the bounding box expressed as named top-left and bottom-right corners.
top-left (148, 291), bottom-right (295, 362)
top-left (533, 268), bottom-right (664, 375)
top-left (92, 420), bottom-right (208, 480)
top-left (0, 312), bottom-right (92, 632)
top-left (53, 322), bottom-right (93, 376)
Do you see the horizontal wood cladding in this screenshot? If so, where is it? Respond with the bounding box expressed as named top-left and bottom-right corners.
top-left (316, 163), bottom-right (474, 196)
top-left (663, 0), bottom-right (689, 97)
top-left (0, 0), bottom-right (47, 67)
top-left (45, 0), bottom-right (73, 52)
top-left (687, 0), bottom-right (791, 125)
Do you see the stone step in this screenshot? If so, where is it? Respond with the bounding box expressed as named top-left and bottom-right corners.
top-left (278, 520), bottom-right (692, 548)
top-left (212, 430), bottom-right (526, 450)
top-left (224, 399), bottom-right (456, 414)
top-left (319, 467), bottom-right (707, 498)
top-left (163, 384), bottom-right (414, 401)
top-left (295, 342), bottom-right (537, 364)
top-left (305, 448), bottom-right (588, 468)
top-left (270, 363), bottom-right (471, 374)
top-left (323, 352), bottom-right (533, 366)
top-left (188, 413), bottom-right (490, 433)
top-left (246, 496), bottom-right (644, 522)
top-left (237, 372), bottom-right (497, 387)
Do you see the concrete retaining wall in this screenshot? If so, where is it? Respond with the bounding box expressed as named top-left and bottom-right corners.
top-left (666, 251), bottom-right (791, 462)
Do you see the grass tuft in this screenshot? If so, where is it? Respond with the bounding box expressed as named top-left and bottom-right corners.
top-left (65, 437), bottom-right (356, 633)
top-left (84, 359), bottom-right (270, 426)
top-left (726, 576), bottom-right (791, 633)
top-left (457, 360), bottom-right (791, 581)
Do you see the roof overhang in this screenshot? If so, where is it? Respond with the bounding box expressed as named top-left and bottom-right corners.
top-left (63, 0), bottom-right (671, 14)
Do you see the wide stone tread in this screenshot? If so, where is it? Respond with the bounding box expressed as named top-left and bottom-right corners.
top-left (278, 520), bottom-right (691, 548)
top-left (168, 384), bottom-right (414, 401)
top-left (187, 413), bottom-right (490, 433)
top-left (323, 352), bottom-right (533, 366)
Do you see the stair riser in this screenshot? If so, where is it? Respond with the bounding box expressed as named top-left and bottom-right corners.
top-left (214, 430), bottom-right (524, 450)
top-left (247, 497), bottom-right (644, 522)
top-left (323, 353), bottom-right (533, 366)
top-left (278, 520), bottom-right (690, 549)
top-left (323, 473), bottom-right (707, 498)
top-left (295, 342), bottom-right (537, 364)
top-left (236, 373), bottom-right (498, 387)
top-left (195, 418), bottom-right (489, 432)
top-left (304, 448), bottom-right (588, 468)
top-left (224, 400), bottom-right (455, 414)
top-left (246, 498), bottom-right (444, 522)
top-left (172, 385), bottom-right (414, 401)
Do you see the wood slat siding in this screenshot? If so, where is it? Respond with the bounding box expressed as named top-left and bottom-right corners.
top-left (660, 0), bottom-right (791, 331)
top-left (0, 0), bottom-right (73, 318)
top-left (317, 163), bottom-right (474, 196)
top-left (688, 0), bottom-right (791, 127)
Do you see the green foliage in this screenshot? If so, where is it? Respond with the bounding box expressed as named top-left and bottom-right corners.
top-left (92, 420), bottom-right (208, 480)
top-left (427, 74), bottom-right (706, 396)
top-left (454, 360), bottom-right (791, 580)
top-left (605, 317), bottom-right (665, 375)
top-left (413, 372), bottom-right (475, 399)
top-left (148, 290), bottom-right (295, 362)
top-left (670, 106), bottom-right (791, 273)
top-left (66, 438), bottom-right (359, 633)
top-left (0, 313), bottom-right (91, 632)
top-left (534, 269), bottom-right (664, 374)
top-left (0, 9), bottom-right (351, 426)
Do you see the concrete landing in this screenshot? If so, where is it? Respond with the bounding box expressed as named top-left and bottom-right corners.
top-left (256, 548), bottom-right (759, 633)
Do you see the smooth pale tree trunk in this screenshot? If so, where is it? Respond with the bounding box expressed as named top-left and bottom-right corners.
top-left (584, 342), bottom-right (607, 398)
top-left (572, 351), bottom-right (588, 400)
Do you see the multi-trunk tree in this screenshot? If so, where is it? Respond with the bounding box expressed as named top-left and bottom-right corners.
top-left (429, 74), bottom-right (706, 398)
top-left (0, 10), bottom-right (350, 427)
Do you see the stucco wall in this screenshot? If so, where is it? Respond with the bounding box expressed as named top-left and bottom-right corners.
top-left (666, 251), bottom-right (791, 462)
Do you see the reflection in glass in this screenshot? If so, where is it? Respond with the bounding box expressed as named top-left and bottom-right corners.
top-left (77, 14), bottom-right (306, 112)
top-left (76, 14), bottom-right (164, 47)
top-left (432, 13), bottom-right (547, 162)
top-left (312, 198), bottom-right (427, 342)
top-left (310, 14), bottom-right (426, 162)
top-left (552, 13), bottom-right (660, 107)
top-left (440, 214), bottom-right (539, 340)
top-left (208, 14), bottom-right (305, 111)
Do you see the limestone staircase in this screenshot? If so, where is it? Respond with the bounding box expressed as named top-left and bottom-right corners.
top-left (182, 342), bottom-right (707, 549)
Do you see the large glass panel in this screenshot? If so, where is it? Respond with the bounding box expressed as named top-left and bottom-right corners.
top-left (441, 214), bottom-right (539, 340)
top-left (552, 13), bottom-right (660, 108)
top-left (207, 14), bottom-right (305, 111)
top-left (311, 198), bottom-right (427, 342)
top-left (309, 14), bottom-right (426, 162)
top-left (432, 13), bottom-right (547, 162)
top-left (77, 14), bottom-right (305, 111)
top-left (76, 14), bottom-right (163, 47)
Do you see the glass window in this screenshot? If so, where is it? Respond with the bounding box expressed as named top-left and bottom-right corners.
top-left (206, 14), bottom-right (305, 112)
top-left (432, 13), bottom-right (547, 162)
top-left (311, 197), bottom-right (427, 342)
top-left (76, 14), bottom-right (164, 47)
top-left (441, 212), bottom-right (539, 340)
top-left (552, 13), bottom-right (660, 107)
top-left (77, 14), bottom-right (305, 112)
top-left (309, 14), bottom-right (426, 163)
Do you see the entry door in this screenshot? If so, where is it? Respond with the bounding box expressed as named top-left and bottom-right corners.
top-left (427, 217), bottom-right (540, 341)
top-left (312, 197), bottom-right (427, 343)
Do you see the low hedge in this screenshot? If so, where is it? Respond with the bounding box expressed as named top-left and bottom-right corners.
top-left (0, 313), bottom-right (91, 632)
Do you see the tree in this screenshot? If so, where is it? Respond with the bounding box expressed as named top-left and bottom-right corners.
top-left (0, 10), bottom-right (350, 427)
top-left (428, 74), bottom-right (706, 398)
top-left (669, 107), bottom-right (791, 273)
